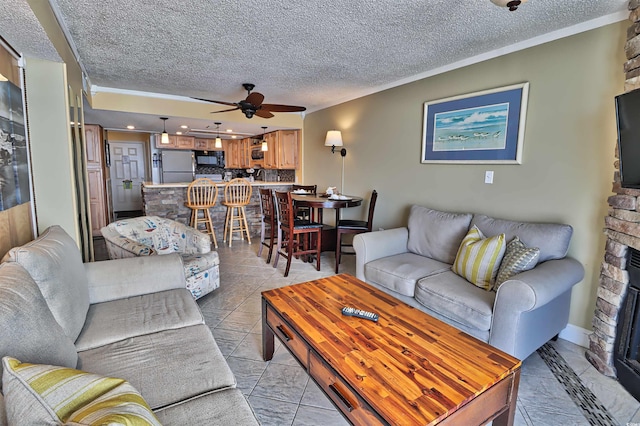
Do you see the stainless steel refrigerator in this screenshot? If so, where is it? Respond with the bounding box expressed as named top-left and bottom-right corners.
top-left (161, 150), bottom-right (194, 183)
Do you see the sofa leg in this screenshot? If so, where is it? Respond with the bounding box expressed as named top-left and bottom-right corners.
top-left (551, 334), bottom-right (559, 341)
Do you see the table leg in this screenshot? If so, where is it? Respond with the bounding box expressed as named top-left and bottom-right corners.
top-left (492, 370), bottom-right (520, 426)
top-left (262, 297), bottom-right (275, 361)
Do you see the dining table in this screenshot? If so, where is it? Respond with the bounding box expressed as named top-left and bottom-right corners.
top-left (291, 193), bottom-right (363, 252)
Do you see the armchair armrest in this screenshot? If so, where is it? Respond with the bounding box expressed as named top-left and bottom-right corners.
top-left (171, 221), bottom-right (211, 254)
top-left (353, 228), bottom-right (409, 281)
top-left (490, 257), bottom-right (584, 358)
top-left (84, 253), bottom-right (186, 304)
top-left (100, 226), bottom-right (156, 258)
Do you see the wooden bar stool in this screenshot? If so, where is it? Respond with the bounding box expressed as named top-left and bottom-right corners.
top-left (184, 178), bottom-right (219, 248)
top-left (222, 178), bottom-right (253, 247)
top-left (273, 190), bottom-right (322, 277)
top-left (257, 188), bottom-right (277, 263)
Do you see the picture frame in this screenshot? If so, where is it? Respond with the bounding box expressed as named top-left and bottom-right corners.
top-left (421, 82), bottom-right (529, 164)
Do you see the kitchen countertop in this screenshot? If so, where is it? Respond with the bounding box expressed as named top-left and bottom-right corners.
top-left (143, 181), bottom-right (294, 188)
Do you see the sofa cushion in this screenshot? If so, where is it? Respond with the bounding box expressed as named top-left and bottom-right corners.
top-left (75, 288), bottom-right (205, 351)
top-left (470, 214), bottom-right (572, 263)
top-left (3, 225), bottom-right (89, 341)
top-left (77, 324), bottom-right (236, 410)
top-left (154, 389), bottom-right (259, 425)
top-left (453, 226), bottom-right (506, 291)
top-left (2, 357), bottom-right (160, 425)
top-left (415, 271), bottom-right (496, 332)
top-left (407, 205), bottom-right (473, 264)
top-left (0, 263), bottom-right (77, 388)
top-left (365, 252), bottom-right (451, 297)
top-left (495, 236), bottom-right (540, 290)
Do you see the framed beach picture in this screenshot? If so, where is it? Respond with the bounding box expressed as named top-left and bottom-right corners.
top-left (421, 83), bottom-right (529, 164)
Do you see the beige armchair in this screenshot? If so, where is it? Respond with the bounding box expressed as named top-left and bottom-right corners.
top-left (101, 216), bottom-right (219, 299)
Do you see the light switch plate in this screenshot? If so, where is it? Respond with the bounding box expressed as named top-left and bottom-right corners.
top-left (485, 171), bottom-right (494, 184)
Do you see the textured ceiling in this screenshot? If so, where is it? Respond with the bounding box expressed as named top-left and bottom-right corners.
top-left (0, 0), bottom-right (629, 135)
top-left (51, 0), bottom-right (628, 111)
top-left (0, 0), bottom-right (60, 62)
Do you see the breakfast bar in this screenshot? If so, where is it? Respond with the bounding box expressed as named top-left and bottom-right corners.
top-left (142, 181), bottom-right (293, 238)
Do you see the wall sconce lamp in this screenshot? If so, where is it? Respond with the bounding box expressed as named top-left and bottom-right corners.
top-left (214, 122), bottom-right (223, 149)
top-left (489, 0), bottom-right (527, 11)
top-left (261, 126), bottom-right (269, 151)
top-left (160, 117), bottom-right (169, 144)
top-left (325, 130), bottom-right (346, 157)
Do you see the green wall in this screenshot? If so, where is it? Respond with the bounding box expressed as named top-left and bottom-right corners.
top-left (303, 21), bottom-right (627, 332)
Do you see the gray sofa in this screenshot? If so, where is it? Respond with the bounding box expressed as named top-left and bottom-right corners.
top-left (0, 225), bottom-right (258, 425)
top-left (353, 205), bottom-right (585, 360)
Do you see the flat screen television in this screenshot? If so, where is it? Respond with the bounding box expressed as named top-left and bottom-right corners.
top-left (616, 88), bottom-right (640, 188)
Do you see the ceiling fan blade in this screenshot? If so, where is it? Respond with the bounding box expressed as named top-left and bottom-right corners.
top-left (210, 107), bottom-right (240, 113)
top-left (246, 92), bottom-right (265, 106)
top-left (254, 109), bottom-right (274, 119)
top-left (261, 103), bottom-right (307, 112)
top-left (192, 97), bottom-right (238, 107)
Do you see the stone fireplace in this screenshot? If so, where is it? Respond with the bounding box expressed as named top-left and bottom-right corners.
top-left (585, 0), bottom-right (640, 396)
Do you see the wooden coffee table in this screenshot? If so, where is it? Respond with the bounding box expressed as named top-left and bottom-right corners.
top-left (262, 274), bottom-right (521, 425)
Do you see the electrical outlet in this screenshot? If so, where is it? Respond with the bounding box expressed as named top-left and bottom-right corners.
top-left (485, 171), bottom-right (494, 184)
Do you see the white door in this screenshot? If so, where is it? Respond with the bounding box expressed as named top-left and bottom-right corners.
top-left (109, 142), bottom-right (146, 212)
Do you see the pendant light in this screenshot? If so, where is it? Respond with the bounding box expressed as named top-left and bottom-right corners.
top-left (160, 117), bottom-right (169, 144)
top-left (214, 122), bottom-right (222, 149)
top-left (261, 126), bottom-right (268, 151)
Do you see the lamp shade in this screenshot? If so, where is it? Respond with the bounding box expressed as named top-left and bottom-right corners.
top-left (261, 141), bottom-right (268, 151)
top-left (215, 137), bottom-right (222, 149)
top-left (161, 132), bottom-right (170, 144)
top-left (325, 130), bottom-right (343, 147)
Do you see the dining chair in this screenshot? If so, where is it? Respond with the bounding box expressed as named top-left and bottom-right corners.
top-left (257, 188), bottom-right (277, 263)
top-left (273, 190), bottom-right (322, 277)
top-left (292, 184), bottom-right (317, 221)
top-left (222, 178), bottom-right (253, 247)
top-left (184, 178), bottom-right (219, 248)
top-left (335, 190), bottom-right (378, 273)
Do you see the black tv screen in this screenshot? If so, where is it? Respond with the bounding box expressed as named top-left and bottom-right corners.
top-left (616, 88), bottom-right (640, 188)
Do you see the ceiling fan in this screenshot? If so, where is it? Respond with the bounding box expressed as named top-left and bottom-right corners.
top-left (194, 83), bottom-right (306, 119)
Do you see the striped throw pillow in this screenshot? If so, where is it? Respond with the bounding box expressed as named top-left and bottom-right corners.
top-left (2, 357), bottom-right (161, 425)
top-left (452, 225), bottom-right (506, 291)
top-left (494, 236), bottom-right (540, 291)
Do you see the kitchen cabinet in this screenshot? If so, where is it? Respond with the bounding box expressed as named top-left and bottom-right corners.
top-left (225, 139), bottom-right (251, 169)
top-left (261, 130), bottom-right (300, 170)
top-left (262, 132), bottom-right (278, 169)
top-left (155, 135), bottom-right (195, 150)
top-left (277, 130), bottom-right (299, 169)
top-left (176, 136), bottom-right (195, 149)
top-left (84, 124), bottom-right (108, 235)
top-left (195, 138), bottom-right (223, 151)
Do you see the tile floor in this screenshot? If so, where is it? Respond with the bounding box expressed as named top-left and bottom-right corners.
top-left (97, 237), bottom-right (640, 425)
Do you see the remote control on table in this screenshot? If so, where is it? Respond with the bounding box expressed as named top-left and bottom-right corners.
top-left (341, 306), bottom-right (379, 322)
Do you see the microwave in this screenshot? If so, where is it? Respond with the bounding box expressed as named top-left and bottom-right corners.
top-left (195, 151), bottom-right (225, 166)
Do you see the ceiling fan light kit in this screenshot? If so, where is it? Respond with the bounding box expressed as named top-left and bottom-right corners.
top-left (194, 83), bottom-right (306, 120)
top-left (490, 0), bottom-right (528, 11)
top-left (160, 117), bottom-right (169, 144)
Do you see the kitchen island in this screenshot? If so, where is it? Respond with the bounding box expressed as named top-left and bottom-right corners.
top-left (142, 181), bottom-right (294, 239)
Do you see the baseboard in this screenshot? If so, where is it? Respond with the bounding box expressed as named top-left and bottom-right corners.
top-left (559, 323), bottom-right (591, 348)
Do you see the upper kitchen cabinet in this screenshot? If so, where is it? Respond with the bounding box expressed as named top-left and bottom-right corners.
top-left (195, 138), bottom-right (224, 151)
top-left (261, 130), bottom-right (300, 170)
top-left (155, 135), bottom-right (195, 149)
top-left (277, 130), bottom-right (299, 169)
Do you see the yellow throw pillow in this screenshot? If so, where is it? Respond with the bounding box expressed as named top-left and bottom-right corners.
top-left (453, 225), bottom-right (506, 290)
top-left (2, 357), bottom-right (161, 426)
